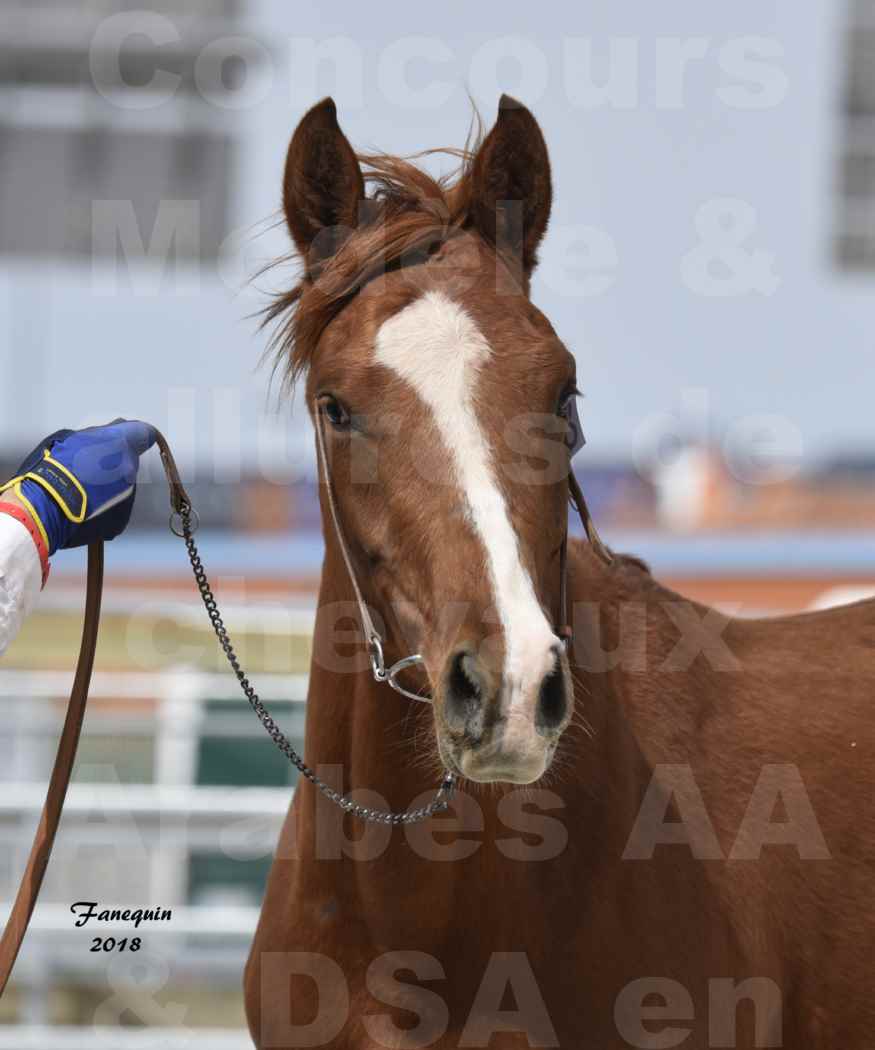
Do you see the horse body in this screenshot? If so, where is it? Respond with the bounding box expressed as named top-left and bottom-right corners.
top-left (246, 539), bottom-right (875, 1048)
top-left (244, 95), bottom-right (874, 1048)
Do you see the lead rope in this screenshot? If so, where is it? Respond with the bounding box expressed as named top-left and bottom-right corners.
top-left (0, 542), bottom-right (103, 998)
top-left (156, 431), bottom-right (455, 826)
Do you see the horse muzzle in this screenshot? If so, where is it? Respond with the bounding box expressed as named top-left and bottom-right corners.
top-left (435, 643), bottom-right (571, 784)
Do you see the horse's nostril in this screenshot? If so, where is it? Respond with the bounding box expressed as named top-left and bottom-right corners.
top-left (536, 651), bottom-right (568, 733)
top-left (444, 649), bottom-right (484, 734)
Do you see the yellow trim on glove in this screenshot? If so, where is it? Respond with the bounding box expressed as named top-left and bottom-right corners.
top-left (1, 447), bottom-right (89, 551)
top-left (10, 481), bottom-right (50, 552)
top-left (21, 450), bottom-right (88, 524)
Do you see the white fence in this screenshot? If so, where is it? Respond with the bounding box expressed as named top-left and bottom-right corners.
top-left (0, 665), bottom-right (309, 1045)
top-left (0, 1026), bottom-right (253, 1049)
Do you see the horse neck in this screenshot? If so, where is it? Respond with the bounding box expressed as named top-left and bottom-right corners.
top-left (565, 544), bottom-right (705, 800)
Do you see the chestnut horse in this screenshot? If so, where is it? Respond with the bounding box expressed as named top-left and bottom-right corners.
top-left (244, 97), bottom-right (874, 1048)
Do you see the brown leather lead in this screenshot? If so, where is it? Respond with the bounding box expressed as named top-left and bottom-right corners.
top-left (154, 428), bottom-right (192, 517)
top-left (0, 541), bottom-right (103, 997)
top-left (0, 425), bottom-right (193, 999)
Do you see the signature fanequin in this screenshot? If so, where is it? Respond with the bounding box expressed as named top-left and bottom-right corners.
top-left (70, 901), bottom-right (172, 929)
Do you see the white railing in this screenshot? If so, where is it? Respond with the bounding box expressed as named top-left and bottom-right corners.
top-left (0, 1026), bottom-right (252, 1049)
top-left (0, 782), bottom-right (289, 849)
top-left (0, 668), bottom-right (310, 702)
top-left (0, 665), bottom-right (307, 1032)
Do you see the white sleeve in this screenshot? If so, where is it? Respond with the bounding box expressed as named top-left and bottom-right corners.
top-left (0, 512), bottom-right (43, 657)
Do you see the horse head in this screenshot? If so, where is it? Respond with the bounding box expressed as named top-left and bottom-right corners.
top-left (273, 96), bottom-right (581, 785)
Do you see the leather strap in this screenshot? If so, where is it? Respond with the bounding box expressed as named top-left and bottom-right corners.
top-left (0, 541), bottom-right (103, 996)
top-left (0, 425), bottom-right (192, 998)
top-left (312, 405), bottom-right (381, 648)
top-left (569, 469), bottom-right (613, 568)
top-left (555, 467), bottom-right (613, 646)
top-left (153, 428), bottom-right (192, 516)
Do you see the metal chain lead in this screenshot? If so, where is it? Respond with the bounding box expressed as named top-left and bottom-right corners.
top-left (176, 504), bottom-right (456, 825)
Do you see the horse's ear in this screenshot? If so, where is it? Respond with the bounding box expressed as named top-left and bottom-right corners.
top-left (469, 95), bottom-right (552, 275)
top-left (283, 97), bottom-right (365, 268)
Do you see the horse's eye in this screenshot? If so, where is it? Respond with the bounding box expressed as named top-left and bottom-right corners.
top-left (318, 395), bottom-right (351, 430)
top-left (557, 383), bottom-right (580, 417)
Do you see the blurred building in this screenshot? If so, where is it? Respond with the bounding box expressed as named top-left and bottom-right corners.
top-left (836, 0), bottom-right (875, 267)
top-left (651, 443), bottom-right (875, 531)
top-left (0, 0), bottom-right (289, 471)
top-left (0, 0), bottom-right (242, 263)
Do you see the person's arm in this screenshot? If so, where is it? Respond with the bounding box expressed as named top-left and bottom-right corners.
top-left (0, 420), bottom-right (158, 657)
top-left (0, 491), bottom-right (44, 656)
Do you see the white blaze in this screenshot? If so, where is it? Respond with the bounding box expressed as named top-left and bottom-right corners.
top-left (374, 290), bottom-right (557, 710)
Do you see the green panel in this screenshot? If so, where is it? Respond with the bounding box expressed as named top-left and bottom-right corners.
top-left (196, 699), bottom-right (306, 788)
top-left (188, 853), bottom-right (273, 907)
top-left (74, 735), bottom-right (154, 783)
top-left (192, 700), bottom-right (304, 903)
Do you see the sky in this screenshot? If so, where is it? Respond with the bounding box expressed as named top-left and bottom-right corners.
top-left (1, 0), bottom-right (872, 483)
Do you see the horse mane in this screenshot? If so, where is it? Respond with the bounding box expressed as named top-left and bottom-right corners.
top-left (261, 143), bottom-right (481, 392)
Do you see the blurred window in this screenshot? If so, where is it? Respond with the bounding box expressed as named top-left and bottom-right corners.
top-left (0, 125), bottom-right (231, 260)
top-left (188, 698), bottom-right (305, 906)
top-left (837, 1), bottom-right (875, 270)
top-left (196, 699), bottom-right (305, 789)
top-left (74, 732), bottom-right (155, 782)
top-left (0, 0), bottom-right (255, 262)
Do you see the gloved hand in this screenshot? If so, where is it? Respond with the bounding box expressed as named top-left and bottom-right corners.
top-left (1, 420), bottom-right (157, 555)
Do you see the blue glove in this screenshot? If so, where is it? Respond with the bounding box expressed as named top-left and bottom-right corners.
top-left (2, 420), bottom-right (157, 554)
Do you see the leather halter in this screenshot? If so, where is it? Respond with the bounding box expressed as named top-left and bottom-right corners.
top-left (0, 414), bottom-right (611, 996)
top-left (314, 404), bottom-right (432, 703)
top-left (313, 398), bottom-right (613, 703)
